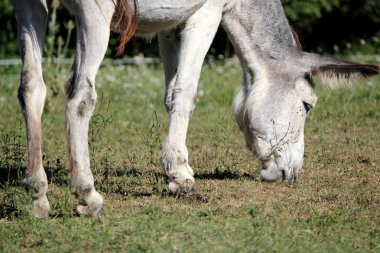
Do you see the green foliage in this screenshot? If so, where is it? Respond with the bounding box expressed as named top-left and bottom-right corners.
top-left (282, 0), bottom-right (380, 54)
top-left (45, 0), bottom-right (61, 63)
top-left (0, 0), bottom-right (16, 57)
top-left (283, 0), bottom-right (340, 20)
top-left (42, 0), bottom-right (76, 96)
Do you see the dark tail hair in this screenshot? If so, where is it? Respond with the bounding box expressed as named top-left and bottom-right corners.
top-left (114, 0), bottom-right (138, 55)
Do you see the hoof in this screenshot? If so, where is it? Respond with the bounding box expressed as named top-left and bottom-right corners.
top-left (76, 205), bottom-right (105, 218)
top-left (31, 195), bottom-right (50, 219)
top-left (75, 190), bottom-right (104, 218)
top-left (168, 180), bottom-right (208, 202)
top-left (169, 178), bottom-right (196, 196)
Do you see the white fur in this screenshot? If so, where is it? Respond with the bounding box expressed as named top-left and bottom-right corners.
top-left (315, 70), bottom-right (366, 89)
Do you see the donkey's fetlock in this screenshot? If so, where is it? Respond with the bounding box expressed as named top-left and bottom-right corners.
top-left (24, 176), bottom-right (50, 218)
top-left (24, 179), bottom-right (47, 198)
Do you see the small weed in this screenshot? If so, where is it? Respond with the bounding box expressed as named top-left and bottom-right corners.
top-left (136, 110), bottom-right (163, 166)
top-left (0, 119), bottom-right (26, 186)
top-left (44, 0), bottom-right (75, 97)
top-left (89, 93), bottom-right (113, 156)
top-left (152, 172), bottom-right (167, 196)
top-left (0, 185), bottom-right (24, 220)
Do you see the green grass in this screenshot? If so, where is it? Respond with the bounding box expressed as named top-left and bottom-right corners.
top-left (0, 62), bottom-right (379, 252)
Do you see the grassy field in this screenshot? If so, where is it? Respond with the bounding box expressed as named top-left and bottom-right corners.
top-left (0, 61), bottom-right (379, 252)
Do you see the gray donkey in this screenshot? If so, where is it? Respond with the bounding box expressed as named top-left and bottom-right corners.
top-left (12, 0), bottom-right (379, 218)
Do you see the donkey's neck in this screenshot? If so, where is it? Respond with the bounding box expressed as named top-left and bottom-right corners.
top-left (222, 0), bottom-right (299, 84)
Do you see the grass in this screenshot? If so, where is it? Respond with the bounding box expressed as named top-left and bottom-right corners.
top-left (0, 61), bottom-right (379, 252)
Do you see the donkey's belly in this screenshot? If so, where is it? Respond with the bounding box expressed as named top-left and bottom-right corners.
top-left (135, 0), bottom-right (207, 36)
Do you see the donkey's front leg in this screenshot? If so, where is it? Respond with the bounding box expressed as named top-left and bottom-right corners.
top-left (65, 1), bottom-right (114, 217)
top-left (14, 0), bottom-right (50, 218)
top-left (159, 4), bottom-right (222, 194)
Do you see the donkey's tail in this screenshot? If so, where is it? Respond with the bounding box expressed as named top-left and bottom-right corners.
top-left (114, 0), bottom-right (138, 55)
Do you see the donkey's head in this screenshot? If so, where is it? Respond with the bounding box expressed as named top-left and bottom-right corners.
top-left (233, 52), bottom-right (379, 182)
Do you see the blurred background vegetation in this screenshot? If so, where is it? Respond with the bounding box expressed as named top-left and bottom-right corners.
top-left (0, 0), bottom-right (379, 59)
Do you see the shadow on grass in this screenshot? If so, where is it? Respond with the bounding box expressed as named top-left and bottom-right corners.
top-left (0, 165), bottom-right (70, 188)
top-left (0, 167), bottom-right (254, 219)
top-left (0, 198), bottom-right (22, 220)
top-left (196, 169), bottom-right (255, 180)
top-left (0, 166), bottom-right (23, 187)
top-left (111, 188), bottom-right (153, 197)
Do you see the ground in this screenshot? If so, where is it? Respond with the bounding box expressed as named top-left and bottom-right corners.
top-left (0, 61), bottom-right (379, 252)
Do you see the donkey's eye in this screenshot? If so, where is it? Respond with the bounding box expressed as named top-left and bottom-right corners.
top-left (303, 101), bottom-right (313, 113)
top-left (304, 73), bottom-right (315, 87)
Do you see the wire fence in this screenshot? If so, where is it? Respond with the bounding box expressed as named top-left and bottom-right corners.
top-left (0, 55), bottom-right (379, 67)
top-left (0, 57), bottom-right (161, 66)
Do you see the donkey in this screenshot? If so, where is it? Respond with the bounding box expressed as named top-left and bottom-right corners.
top-left (12, 0), bottom-right (379, 218)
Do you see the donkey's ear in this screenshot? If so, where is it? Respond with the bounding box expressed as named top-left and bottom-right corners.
top-left (301, 53), bottom-right (379, 88)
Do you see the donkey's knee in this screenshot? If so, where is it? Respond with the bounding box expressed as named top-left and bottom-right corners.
top-left (18, 70), bottom-right (47, 115)
top-left (65, 72), bottom-right (97, 118)
top-left (165, 82), bottom-right (197, 116)
top-left (67, 92), bottom-right (97, 119)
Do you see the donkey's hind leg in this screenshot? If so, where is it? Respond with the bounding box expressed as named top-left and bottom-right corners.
top-left (13, 0), bottom-right (50, 218)
top-left (65, 1), bottom-right (114, 217)
top-left (158, 3), bottom-right (222, 194)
